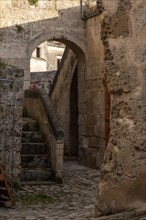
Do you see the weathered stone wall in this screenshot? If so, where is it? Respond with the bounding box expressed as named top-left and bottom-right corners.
top-left (30, 71), bottom-right (56, 95)
top-left (50, 47), bottom-right (77, 156)
top-left (24, 89), bottom-right (64, 182)
top-left (92, 206), bottom-right (146, 220)
top-left (79, 9), bottom-right (105, 168)
top-left (95, 0), bottom-right (146, 215)
top-left (0, 64), bottom-right (24, 181)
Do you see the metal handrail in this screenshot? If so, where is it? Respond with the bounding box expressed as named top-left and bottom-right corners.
top-left (80, 0), bottom-right (105, 20)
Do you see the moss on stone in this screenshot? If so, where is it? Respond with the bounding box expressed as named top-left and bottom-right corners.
top-left (15, 193), bottom-right (56, 205)
top-left (0, 59), bottom-right (7, 68)
top-left (28, 0), bottom-right (39, 6)
top-left (16, 25), bottom-right (25, 33)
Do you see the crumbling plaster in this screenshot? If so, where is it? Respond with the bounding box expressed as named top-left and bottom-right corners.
top-left (95, 0), bottom-right (146, 215)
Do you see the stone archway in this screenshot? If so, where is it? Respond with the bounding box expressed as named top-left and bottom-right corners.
top-left (25, 31), bottom-right (87, 160)
top-left (24, 31), bottom-right (86, 88)
top-left (27, 31), bottom-right (86, 61)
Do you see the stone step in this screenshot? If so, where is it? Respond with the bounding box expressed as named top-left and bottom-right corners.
top-left (22, 131), bottom-right (43, 143)
top-left (21, 143), bottom-right (46, 155)
top-left (22, 117), bottom-right (39, 131)
top-left (20, 168), bottom-right (52, 182)
top-left (21, 154), bottom-right (49, 168)
top-left (64, 156), bottom-right (78, 161)
top-left (21, 181), bottom-right (54, 186)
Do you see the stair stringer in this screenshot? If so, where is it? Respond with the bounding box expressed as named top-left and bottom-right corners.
top-left (49, 47), bottom-right (78, 157)
top-left (24, 89), bottom-right (64, 183)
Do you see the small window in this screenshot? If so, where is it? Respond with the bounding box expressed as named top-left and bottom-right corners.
top-left (36, 47), bottom-right (41, 58)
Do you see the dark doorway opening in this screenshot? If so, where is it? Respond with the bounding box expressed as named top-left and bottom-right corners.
top-left (69, 66), bottom-right (79, 156)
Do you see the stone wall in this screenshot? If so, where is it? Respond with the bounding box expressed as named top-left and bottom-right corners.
top-left (0, 0), bottom-right (86, 71)
top-left (50, 47), bottom-right (77, 156)
top-left (24, 89), bottom-right (64, 182)
top-left (80, 11), bottom-right (105, 168)
top-left (92, 206), bottom-right (146, 220)
top-left (0, 64), bottom-right (24, 181)
top-left (95, 0), bottom-right (146, 215)
top-left (30, 71), bottom-right (56, 95)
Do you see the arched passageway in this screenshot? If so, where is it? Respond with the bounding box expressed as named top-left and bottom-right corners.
top-left (21, 34), bottom-right (86, 183)
top-left (26, 34), bottom-right (86, 148)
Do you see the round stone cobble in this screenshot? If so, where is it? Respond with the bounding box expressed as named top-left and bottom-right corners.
top-left (0, 161), bottom-right (100, 220)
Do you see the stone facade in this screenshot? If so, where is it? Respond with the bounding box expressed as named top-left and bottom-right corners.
top-left (0, 65), bottom-right (24, 181)
top-left (30, 41), bottom-right (65, 72)
top-left (30, 71), bottom-right (56, 95)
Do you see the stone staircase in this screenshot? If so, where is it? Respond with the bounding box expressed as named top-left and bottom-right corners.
top-left (20, 116), bottom-right (52, 184)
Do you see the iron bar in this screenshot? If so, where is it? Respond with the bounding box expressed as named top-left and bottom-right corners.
top-left (80, 0), bottom-right (101, 20)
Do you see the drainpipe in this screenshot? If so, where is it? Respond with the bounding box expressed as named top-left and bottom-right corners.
top-left (80, 0), bottom-right (101, 20)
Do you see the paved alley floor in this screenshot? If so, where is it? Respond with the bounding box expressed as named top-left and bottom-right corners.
top-left (0, 161), bottom-right (100, 220)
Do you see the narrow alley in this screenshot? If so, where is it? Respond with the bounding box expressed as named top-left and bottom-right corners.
top-left (0, 161), bottom-right (99, 220)
top-left (0, 1), bottom-right (146, 219)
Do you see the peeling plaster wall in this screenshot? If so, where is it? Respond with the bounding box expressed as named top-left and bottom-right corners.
top-left (95, 0), bottom-right (146, 215)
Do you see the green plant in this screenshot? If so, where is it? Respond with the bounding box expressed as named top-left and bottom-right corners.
top-left (28, 0), bottom-right (39, 6)
top-left (0, 59), bottom-right (7, 68)
top-left (12, 181), bottom-right (21, 191)
top-left (15, 192), bottom-right (56, 205)
top-left (16, 25), bottom-right (25, 33)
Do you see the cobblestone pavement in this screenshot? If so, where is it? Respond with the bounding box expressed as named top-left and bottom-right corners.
top-left (0, 161), bottom-right (100, 220)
